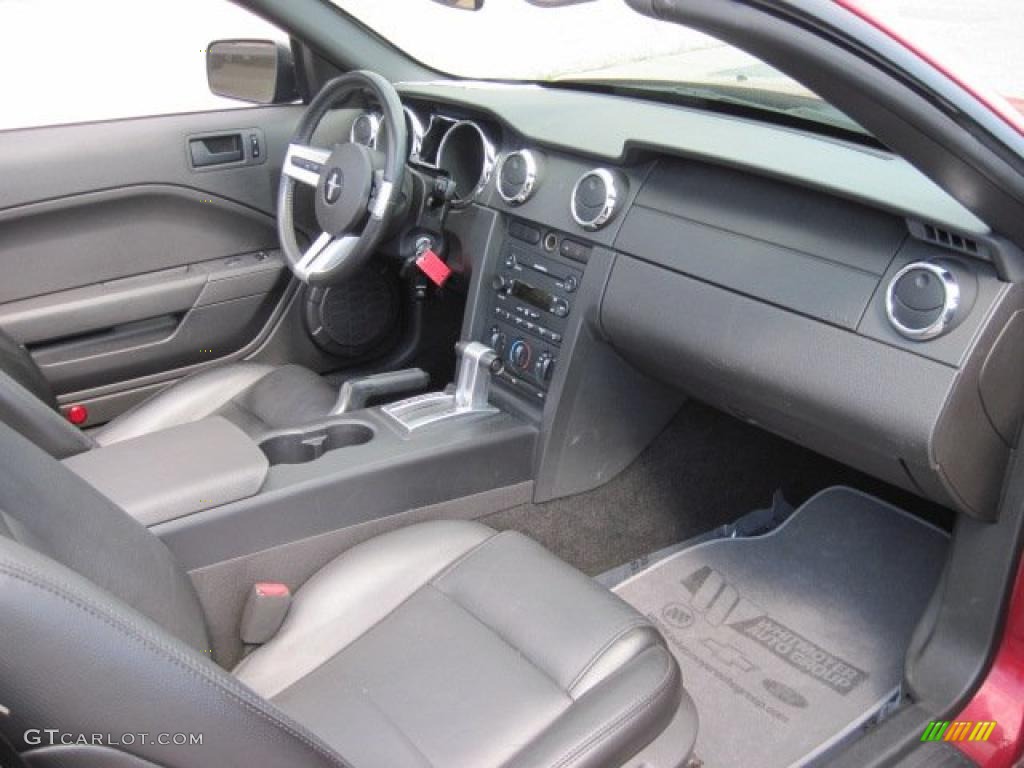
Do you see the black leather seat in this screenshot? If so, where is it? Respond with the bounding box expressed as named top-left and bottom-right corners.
top-left (0, 421), bottom-right (692, 767)
top-left (0, 325), bottom-right (337, 457)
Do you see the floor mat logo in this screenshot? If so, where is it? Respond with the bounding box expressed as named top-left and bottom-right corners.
top-left (661, 603), bottom-right (695, 629)
top-left (762, 678), bottom-right (809, 709)
top-left (702, 638), bottom-right (757, 672)
top-left (680, 565), bottom-right (869, 695)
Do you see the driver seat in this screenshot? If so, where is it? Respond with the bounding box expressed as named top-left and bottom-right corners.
top-left (0, 325), bottom-right (337, 457)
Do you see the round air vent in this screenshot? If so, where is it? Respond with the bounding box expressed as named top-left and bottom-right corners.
top-left (571, 168), bottom-right (625, 230)
top-left (350, 112), bottom-right (381, 148)
top-left (497, 149), bottom-right (539, 205)
top-left (885, 261), bottom-right (960, 340)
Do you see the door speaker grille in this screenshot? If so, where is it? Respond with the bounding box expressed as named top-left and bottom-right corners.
top-left (304, 266), bottom-right (399, 358)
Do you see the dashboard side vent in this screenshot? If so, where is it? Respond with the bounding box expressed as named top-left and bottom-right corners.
top-left (914, 221), bottom-right (980, 256)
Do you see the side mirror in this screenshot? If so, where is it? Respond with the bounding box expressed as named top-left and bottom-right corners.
top-left (206, 39), bottom-right (299, 105)
top-left (429, 0), bottom-right (485, 9)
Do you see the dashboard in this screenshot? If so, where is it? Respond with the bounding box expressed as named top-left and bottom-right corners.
top-left (349, 82), bottom-right (1024, 521)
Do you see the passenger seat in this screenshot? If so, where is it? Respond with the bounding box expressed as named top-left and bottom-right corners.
top-left (0, 420), bottom-right (692, 767)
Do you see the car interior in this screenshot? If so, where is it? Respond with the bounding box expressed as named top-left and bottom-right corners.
top-left (2, 1), bottom-right (1024, 767)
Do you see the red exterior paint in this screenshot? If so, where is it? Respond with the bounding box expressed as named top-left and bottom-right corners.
top-left (833, 0), bottom-right (1024, 136)
top-left (950, 556), bottom-right (1024, 767)
top-left (820, 10), bottom-right (1024, 756)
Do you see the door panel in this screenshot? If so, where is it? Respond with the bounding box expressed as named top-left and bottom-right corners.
top-left (0, 185), bottom-right (277, 304)
top-left (0, 107), bottom-right (304, 214)
top-left (2, 251), bottom-right (287, 392)
top-left (0, 106), bottom-right (359, 421)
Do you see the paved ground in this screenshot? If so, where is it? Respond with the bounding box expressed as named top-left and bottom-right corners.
top-left (0, 0), bottom-right (1020, 131)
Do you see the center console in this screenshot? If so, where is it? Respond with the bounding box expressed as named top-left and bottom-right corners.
top-left (480, 219), bottom-right (589, 404)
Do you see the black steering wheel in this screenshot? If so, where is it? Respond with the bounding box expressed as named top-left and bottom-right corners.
top-left (278, 71), bottom-right (407, 285)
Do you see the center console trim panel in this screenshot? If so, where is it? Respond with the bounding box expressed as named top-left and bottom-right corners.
top-left (155, 407), bottom-right (536, 570)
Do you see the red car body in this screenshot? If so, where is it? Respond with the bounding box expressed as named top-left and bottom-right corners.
top-left (836, 3), bottom-right (1024, 766)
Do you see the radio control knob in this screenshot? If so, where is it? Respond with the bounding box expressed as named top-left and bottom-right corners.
top-left (491, 275), bottom-right (509, 293)
top-left (551, 298), bottom-right (569, 318)
top-left (509, 339), bottom-right (531, 369)
top-left (488, 327), bottom-right (507, 354)
top-left (535, 352), bottom-right (556, 383)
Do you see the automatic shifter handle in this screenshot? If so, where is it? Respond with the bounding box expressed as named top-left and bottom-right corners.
top-left (454, 341), bottom-right (503, 411)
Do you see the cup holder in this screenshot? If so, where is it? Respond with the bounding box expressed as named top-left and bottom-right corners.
top-left (260, 423), bottom-right (374, 466)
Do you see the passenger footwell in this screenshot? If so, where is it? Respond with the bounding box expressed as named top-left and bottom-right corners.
top-left (614, 486), bottom-right (948, 768)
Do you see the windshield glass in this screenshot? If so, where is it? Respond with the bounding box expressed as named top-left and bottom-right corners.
top-left (331, 0), bottom-right (1023, 135)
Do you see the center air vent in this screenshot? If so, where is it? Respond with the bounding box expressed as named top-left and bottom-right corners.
top-left (497, 149), bottom-right (540, 205)
top-left (571, 168), bottom-right (626, 230)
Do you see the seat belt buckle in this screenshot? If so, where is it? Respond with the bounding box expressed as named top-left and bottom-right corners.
top-left (240, 582), bottom-right (292, 645)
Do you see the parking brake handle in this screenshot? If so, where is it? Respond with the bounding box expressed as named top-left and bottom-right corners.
top-left (331, 368), bottom-right (431, 416)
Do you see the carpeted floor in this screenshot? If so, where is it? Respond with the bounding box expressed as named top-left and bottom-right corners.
top-left (481, 400), bottom-right (954, 576)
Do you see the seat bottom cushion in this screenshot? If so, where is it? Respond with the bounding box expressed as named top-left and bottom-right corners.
top-left (93, 363), bottom-right (337, 446)
top-left (234, 521), bottom-right (685, 768)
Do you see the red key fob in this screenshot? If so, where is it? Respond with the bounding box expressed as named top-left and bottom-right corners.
top-left (415, 248), bottom-right (452, 287)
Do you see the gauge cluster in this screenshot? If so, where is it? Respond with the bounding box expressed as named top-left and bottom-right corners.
top-left (348, 106), bottom-right (425, 159)
top-left (351, 104), bottom-right (507, 209)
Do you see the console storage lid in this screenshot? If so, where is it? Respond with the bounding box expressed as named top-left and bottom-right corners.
top-left (63, 417), bottom-right (269, 526)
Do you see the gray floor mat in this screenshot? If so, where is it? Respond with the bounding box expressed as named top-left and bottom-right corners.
top-left (614, 486), bottom-right (949, 768)
top-left (597, 490), bottom-right (794, 589)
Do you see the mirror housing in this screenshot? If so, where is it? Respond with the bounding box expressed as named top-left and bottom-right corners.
top-left (207, 39), bottom-right (299, 104)
top-left (428, 0), bottom-right (485, 9)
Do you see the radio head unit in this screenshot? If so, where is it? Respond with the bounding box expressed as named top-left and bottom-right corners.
top-left (480, 220), bottom-right (588, 404)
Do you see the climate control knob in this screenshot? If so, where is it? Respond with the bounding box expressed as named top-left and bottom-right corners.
top-left (535, 352), bottom-right (556, 384)
top-left (488, 327), bottom-right (507, 355)
top-left (485, 327), bottom-right (505, 358)
top-left (509, 339), bottom-right (532, 370)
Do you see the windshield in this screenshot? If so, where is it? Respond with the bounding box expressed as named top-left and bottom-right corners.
top-left (332, 0), bottom-right (1024, 136)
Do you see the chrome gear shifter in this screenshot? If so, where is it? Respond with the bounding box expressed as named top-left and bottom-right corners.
top-left (453, 341), bottom-right (503, 411)
top-left (381, 342), bottom-right (503, 432)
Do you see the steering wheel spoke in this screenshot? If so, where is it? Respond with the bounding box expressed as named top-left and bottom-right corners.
top-left (368, 169), bottom-right (395, 220)
top-left (283, 143), bottom-right (332, 187)
top-left (295, 231), bottom-right (359, 280)
top-left (278, 70), bottom-right (408, 285)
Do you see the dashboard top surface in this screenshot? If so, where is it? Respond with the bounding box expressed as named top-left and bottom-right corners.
top-left (396, 79), bottom-right (987, 236)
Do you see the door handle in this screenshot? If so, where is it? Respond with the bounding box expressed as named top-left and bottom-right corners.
top-left (188, 133), bottom-right (243, 167)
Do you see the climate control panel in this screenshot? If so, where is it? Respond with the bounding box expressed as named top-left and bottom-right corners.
top-left (481, 219), bottom-right (589, 404)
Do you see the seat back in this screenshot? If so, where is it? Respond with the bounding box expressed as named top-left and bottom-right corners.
top-left (0, 326), bottom-right (94, 457)
top-left (0, 326), bottom-right (54, 406)
top-left (0, 422), bottom-right (348, 768)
